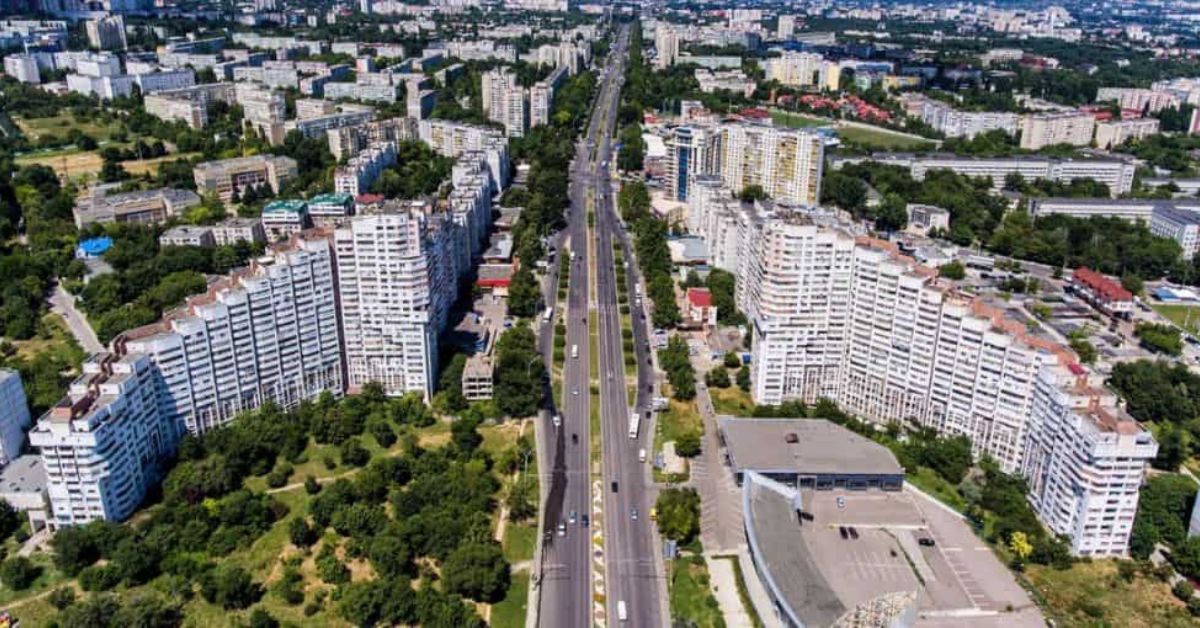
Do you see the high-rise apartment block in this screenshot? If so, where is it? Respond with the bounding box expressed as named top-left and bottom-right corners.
top-left (193, 155), bottom-right (298, 204)
top-left (85, 15), bottom-right (126, 51)
top-left (1023, 366), bottom-right (1158, 557)
top-left (655, 25), bottom-right (679, 68)
top-left (30, 354), bottom-right (176, 526)
top-left (116, 233), bottom-right (343, 435)
top-left (666, 122), bottom-right (824, 206)
top-left (0, 370), bottom-right (31, 466)
top-left (1094, 118), bottom-right (1160, 149)
top-left (686, 185), bottom-right (1157, 555)
top-left (418, 119), bottom-right (510, 189)
top-left (482, 68), bottom-right (528, 137)
top-left (722, 123), bottom-right (823, 205)
top-left (334, 141), bottom-right (397, 196)
top-left (327, 117), bottom-right (418, 161)
top-left (1019, 111), bottom-right (1096, 150)
top-left (3, 53), bottom-right (40, 84)
top-left (764, 51), bottom-right (822, 87)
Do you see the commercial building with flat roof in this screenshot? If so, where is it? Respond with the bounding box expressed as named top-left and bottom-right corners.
top-left (718, 418), bottom-right (905, 490)
top-left (193, 155), bottom-right (297, 204)
top-left (73, 186), bottom-right (201, 229)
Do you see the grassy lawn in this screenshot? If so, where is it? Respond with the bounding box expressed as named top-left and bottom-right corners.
top-left (768, 109), bottom-right (831, 129)
top-left (503, 522), bottom-right (537, 565)
top-left (14, 314), bottom-right (86, 364)
top-left (1025, 560), bottom-right (1197, 628)
top-left (491, 572), bottom-right (530, 628)
top-left (1153, 303), bottom-right (1200, 334)
top-left (709, 386), bottom-right (754, 417)
top-left (905, 466), bottom-right (967, 512)
top-left (837, 125), bottom-right (936, 150)
top-left (13, 113), bottom-right (125, 143)
top-left (669, 556), bottom-right (726, 628)
top-left (653, 396), bottom-right (701, 482)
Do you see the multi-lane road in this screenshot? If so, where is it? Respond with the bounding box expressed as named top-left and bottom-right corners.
top-left (535, 23), bottom-right (665, 627)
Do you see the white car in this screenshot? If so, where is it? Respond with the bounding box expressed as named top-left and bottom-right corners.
top-left (553, 415), bottom-right (562, 428)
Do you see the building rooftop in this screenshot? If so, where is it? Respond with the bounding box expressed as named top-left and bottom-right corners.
top-left (309, 192), bottom-right (353, 206)
top-left (262, 199), bottom-right (308, 215)
top-left (0, 455), bottom-right (46, 497)
top-left (687, 287), bottom-right (712, 308)
top-left (1072, 267), bottom-right (1133, 302)
top-left (718, 418), bottom-right (904, 477)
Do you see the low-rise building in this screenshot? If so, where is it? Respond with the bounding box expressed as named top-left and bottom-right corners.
top-left (193, 155), bottom-right (298, 204)
top-left (1069, 267), bottom-right (1134, 318)
top-left (74, 187), bottom-right (201, 229)
top-left (260, 199), bottom-right (311, 240)
top-left (210, 217), bottom-right (266, 246)
top-left (462, 355), bottom-right (494, 401)
top-left (159, 225), bottom-right (216, 248)
top-left (905, 203), bottom-right (950, 235)
top-left (307, 192), bottom-right (354, 226)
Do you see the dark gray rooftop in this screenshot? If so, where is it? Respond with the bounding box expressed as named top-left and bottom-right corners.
top-left (718, 417), bottom-right (903, 477)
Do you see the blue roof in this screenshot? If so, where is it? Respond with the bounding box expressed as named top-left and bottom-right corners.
top-left (78, 236), bottom-right (113, 256)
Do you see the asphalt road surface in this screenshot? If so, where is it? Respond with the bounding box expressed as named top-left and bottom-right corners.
top-left (535, 25), bottom-right (642, 628)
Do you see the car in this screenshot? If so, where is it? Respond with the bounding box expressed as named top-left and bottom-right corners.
top-left (630, 508), bottom-right (638, 521)
top-left (839, 526), bottom-right (848, 539)
top-left (582, 514), bottom-right (589, 527)
top-left (611, 481), bottom-right (619, 493)
top-left (918, 537), bottom-right (936, 547)
top-left (836, 496), bottom-right (845, 509)
top-left (553, 415), bottom-right (562, 428)
top-left (573, 387), bottom-right (579, 396)
top-left (848, 527), bottom-right (859, 539)
top-left (557, 522), bottom-right (566, 536)
top-left (572, 433), bottom-right (579, 444)
top-left (569, 510), bottom-right (577, 525)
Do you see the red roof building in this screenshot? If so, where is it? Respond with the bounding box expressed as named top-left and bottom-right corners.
top-left (1070, 267), bottom-right (1134, 318)
top-left (685, 288), bottom-right (717, 329)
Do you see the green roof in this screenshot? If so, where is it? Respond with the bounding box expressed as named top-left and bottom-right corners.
top-left (263, 199), bottom-right (309, 214)
top-left (308, 193), bottom-right (353, 206)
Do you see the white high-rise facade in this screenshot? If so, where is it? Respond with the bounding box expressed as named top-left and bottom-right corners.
top-left (335, 205), bottom-right (437, 399)
top-left (119, 232), bottom-right (344, 435)
top-left (1023, 366), bottom-right (1158, 557)
top-left (30, 354), bottom-right (176, 526)
top-left (764, 51), bottom-right (823, 87)
top-left (655, 25), bottom-right (679, 69)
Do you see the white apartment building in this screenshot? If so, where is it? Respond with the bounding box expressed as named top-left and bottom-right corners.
top-left (327, 117), bottom-right (418, 161)
top-left (1027, 197), bottom-right (1161, 221)
top-left (716, 200), bottom-right (1072, 473)
top-left (764, 51), bottom-right (823, 87)
top-left (30, 354), bottom-right (176, 526)
top-left (0, 370), bottom-right (31, 466)
top-left (1096, 87), bottom-right (1180, 114)
top-left (118, 233), bottom-right (343, 435)
top-left (530, 81), bottom-right (554, 129)
top-left (334, 206), bottom-right (438, 399)
top-left (3, 54), bottom-right (40, 84)
top-left (323, 81), bottom-right (399, 104)
top-left (1019, 112), bottom-right (1096, 150)
top-left (913, 98), bottom-right (1020, 139)
top-left (655, 25), bottom-right (679, 69)
top-left (831, 153), bottom-right (1136, 197)
top-left (1150, 207), bottom-right (1200, 260)
top-left (482, 68), bottom-right (528, 137)
top-left (334, 140), bottom-right (397, 196)
top-left (1023, 366), bottom-right (1157, 556)
top-left (418, 119), bottom-right (510, 190)
top-left (719, 123), bottom-right (824, 206)
top-left (283, 106), bottom-right (375, 140)
top-left (1094, 118), bottom-right (1160, 150)
top-left (85, 15), bottom-right (126, 51)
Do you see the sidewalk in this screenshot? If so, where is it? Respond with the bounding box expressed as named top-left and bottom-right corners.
top-left (49, 283), bottom-right (103, 353)
top-left (704, 553), bottom-right (755, 628)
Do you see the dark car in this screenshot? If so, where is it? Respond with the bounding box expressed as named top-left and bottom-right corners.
top-left (611, 481), bottom-right (619, 493)
top-left (839, 526), bottom-right (848, 539)
top-left (918, 537), bottom-right (936, 547)
top-left (848, 527), bottom-right (859, 539)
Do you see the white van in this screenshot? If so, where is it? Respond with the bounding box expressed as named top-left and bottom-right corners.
top-left (617, 601), bottom-right (627, 622)
top-left (571, 344), bottom-right (579, 359)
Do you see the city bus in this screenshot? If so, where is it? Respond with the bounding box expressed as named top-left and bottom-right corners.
top-left (628, 412), bottom-right (640, 439)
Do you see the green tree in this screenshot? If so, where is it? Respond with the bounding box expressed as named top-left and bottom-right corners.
top-left (0, 556), bottom-right (39, 590)
top-left (938, 261), bottom-right (966, 280)
top-left (200, 564), bottom-right (262, 610)
top-left (675, 431), bottom-right (701, 458)
top-left (507, 266), bottom-right (541, 318)
top-left (441, 541), bottom-right (511, 603)
top-left (655, 487), bottom-right (701, 543)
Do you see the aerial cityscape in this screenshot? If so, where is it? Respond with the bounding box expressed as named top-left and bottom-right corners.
top-left (2, 0), bottom-right (1200, 626)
